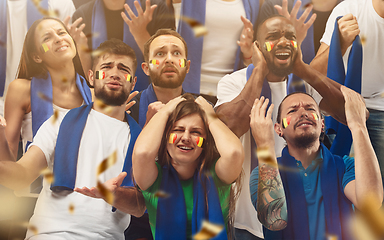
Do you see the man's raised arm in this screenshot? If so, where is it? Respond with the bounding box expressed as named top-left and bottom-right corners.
top-left (216, 43), bottom-right (268, 137)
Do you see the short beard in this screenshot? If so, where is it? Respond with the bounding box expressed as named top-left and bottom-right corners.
top-left (149, 68), bottom-right (186, 89)
top-left (94, 85), bottom-right (129, 106)
top-left (264, 50), bottom-right (296, 77)
top-left (292, 133), bottom-right (318, 149)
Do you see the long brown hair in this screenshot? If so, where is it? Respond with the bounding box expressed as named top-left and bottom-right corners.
top-left (157, 93), bottom-right (242, 238)
top-left (17, 17), bottom-right (82, 80)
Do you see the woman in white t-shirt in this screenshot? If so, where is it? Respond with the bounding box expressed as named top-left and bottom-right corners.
top-left (4, 17), bottom-right (91, 162)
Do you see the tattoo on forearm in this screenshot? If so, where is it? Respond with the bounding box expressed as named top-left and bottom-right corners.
top-left (257, 164), bottom-right (287, 231)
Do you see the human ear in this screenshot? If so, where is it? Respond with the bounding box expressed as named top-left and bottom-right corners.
top-left (141, 62), bottom-right (149, 76)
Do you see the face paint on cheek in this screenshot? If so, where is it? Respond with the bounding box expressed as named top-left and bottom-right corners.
top-left (169, 133), bottom-right (177, 144)
top-left (179, 59), bottom-right (186, 68)
top-left (41, 43), bottom-right (50, 53)
top-left (195, 136), bottom-right (204, 148)
top-left (282, 116), bottom-right (291, 129)
top-left (149, 59), bottom-right (160, 69)
top-left (95, 71), bottom-right (105, 80)
top-left (264, 41), bottom-right (275, 52)
top-left (125, 74), bottom-right (132, 82)
top-left (291, 40), bottom-right (297, 49)
top-left (311, 113), bottom-right (318, 120)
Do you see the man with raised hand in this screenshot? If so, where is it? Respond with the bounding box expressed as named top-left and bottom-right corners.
top-left (249, 86), bottom-right (382, 239)
top-left (215, 12), bottom-right (347, 239)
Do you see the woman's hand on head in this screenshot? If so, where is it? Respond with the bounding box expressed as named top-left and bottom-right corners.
top-left (195, 96), bottom-right (216, 123)
top-left (160, 96), bottom-right (185, 115)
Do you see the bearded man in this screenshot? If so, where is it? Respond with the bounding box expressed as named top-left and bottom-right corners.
top-left (129, 29), bottom-right (192, 128)
top-left (249, 88), bottom-right (382, 239)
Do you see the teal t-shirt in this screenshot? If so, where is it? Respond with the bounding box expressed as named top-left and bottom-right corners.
top-left (142, 162), bottom-right (231, 239)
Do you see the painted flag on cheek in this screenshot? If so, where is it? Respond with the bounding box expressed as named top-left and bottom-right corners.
top-left (125, 74), bottom-right (132, 82)
top-left (42, 43), bottom-right (50, 53)
top-left (179, 59), bottom-right (186, 68)
top-left (265, 41), bottom-right (274, 52)
top-left (311, 113), bottom-right (318, 120)
top-left (291, 40), bottom-right (297, 49)
top-left (150, 59), bottom-right (159, 66)
top-left (282, 116), bottom-right (291, 129)
top-left (95, 71), bottom-right (105, 79)
top-left (169, 133), bottom-right (177, 144)
top-left (195, 136), bottom-right (204, 148)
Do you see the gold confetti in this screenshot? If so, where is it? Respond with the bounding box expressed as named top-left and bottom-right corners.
top-left (301, 2), bottom-right (313, 11)
top-left (179, 16), bottom-right (208, 38)
top-left (193, 220), bottom-right (224, 240)
top-left (19, 222), bottom-right (39, 235)
top-left (40, 168), bottom-right (54, 183)
top-left (68, 203), bottom-right (75, 214)
top-left (97, 151), bottom-right (117, 176)
top-left (37, 91), bottom-right (52, 102)
top-left (94, 99), bottom-right (113, 114)
top-left (360, 35), bottom-right (367, 46)
top-left (327, 234), bottom-right (338, 240)
top-left (256, 147), bottom-right (278, 168)
top-left (85, 32), bottom-right (100, 39)
top-left (381, 92), bottom-right (384, 98)
top-left (31, 0), bottom-right (59, 17)
top-left (97, 180), bottom-right (114, 205)
top-left (154, 190), bottom-right (170, 198)
top-left (51, 109), bottom-right (59, 124)
top-left (351, 194), bottom-right (384, 240)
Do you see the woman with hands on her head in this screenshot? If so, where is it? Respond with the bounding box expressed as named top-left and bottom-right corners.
top-left (132, 94), bottom-right (244, 240)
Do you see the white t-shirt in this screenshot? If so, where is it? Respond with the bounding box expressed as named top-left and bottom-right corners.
top-left (320, 0), bottom-right (384, 111)
top-left (1, 0), bottom-right (75, 116)
top-left (26, 109), bottom-right (131, 240)
top-left (215, 68), bottom-right (321, 238)
top-left (200, 0), bottom-right (245, 96)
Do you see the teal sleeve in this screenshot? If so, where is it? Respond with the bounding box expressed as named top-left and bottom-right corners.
top-left (249, 166), bottom-right (259, 211)
top-left (342, 156), bottom-right (355, 190)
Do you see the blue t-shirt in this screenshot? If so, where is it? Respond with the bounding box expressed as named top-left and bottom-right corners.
top-left (249, 149), bottom-right (355, 240)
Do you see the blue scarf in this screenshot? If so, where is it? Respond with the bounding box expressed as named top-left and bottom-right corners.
top-left (92, 0), bottom-right (148, 92)
top-left (325, 16), bottom-right (362, 157)
top-left (178, 0), bottom-right (259, 94)
top-left (155, 164), bottom-right (227, 240)
top-left (263, 144), bottom-right (353, 240)
top-left (30, 73), bottom-right (92, 141)
top-left (0, 0), bottom-right (48, 97)
top-left (138, 84), bottom-right (158, 128)
top-left (51, 103), bottom-right (141, 192)
top-left (286, 0), bottom-right (315, 93)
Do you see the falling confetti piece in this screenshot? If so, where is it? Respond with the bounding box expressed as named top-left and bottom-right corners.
top-left (85, 32), bottom-right (100, 39)
top-left (256, 147), bottom-right (278, 167)
top-left (37, 92), bottom-right (52, 102)
top-left (51, 109), bottom-right (59, 124)
top-left (97, 181), bottom-right (114, 205)
top-left (179, 16), bottom-right (208, 38)
top-left (327, 234), bottom-right (338, 240)
top-left (97, 151), bottom-right (117, 176)
top-left (20, 222), bottom-right (39, 235)
top-left (301, 2), bottom-right (313, 11)
top-left (31, 0), bottom-right (59, 18)
top-left (94, 99), bottom-right (113, 114)
top-left (68, 203), bottom-right (75, 214)
top-left (154, 190), bottom-right (171, 198)
top-left (193, 220), bottom-right (224, 240)
top-left (40, 168), bottom-right (54, 184)
top-left (360, 35), bottom-right (366, 46)
top-left (355, 194), bottom-right (384, 239)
